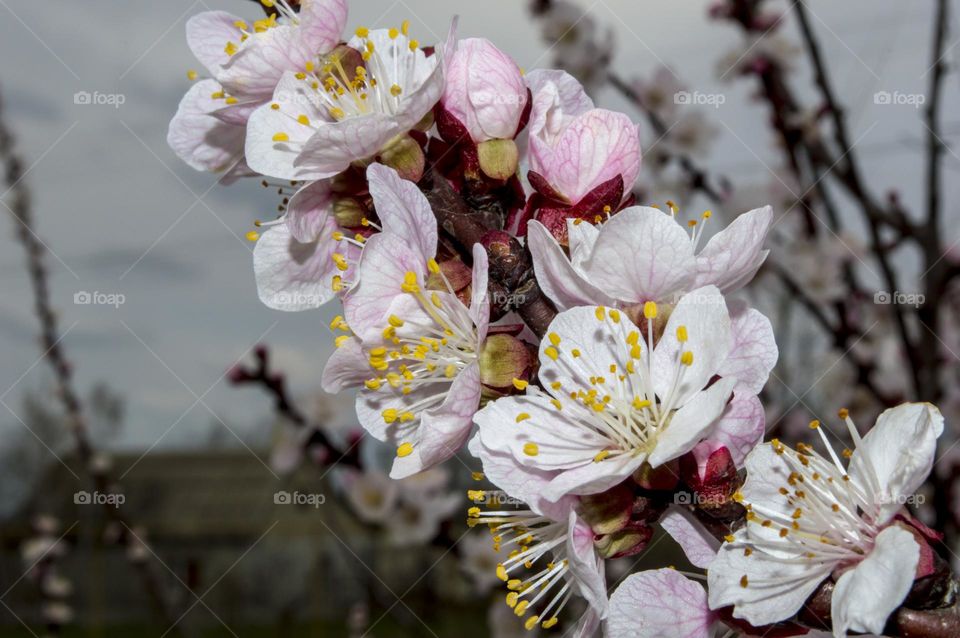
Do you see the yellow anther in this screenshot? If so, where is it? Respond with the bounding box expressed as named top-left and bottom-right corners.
top-left (472, 471), bottom-right (484, 481)
top-left (681, 351), bottom-right (694, 366)
top-left (467, 490), bottom-right (486, 502)
top-left (401, 271), bottom-right (419, 293)
top-left (211, 91), bottom-right (225, 99)
top-left (516, 413), bottom-right (531, 423)
top-left (809, 419), bottom-right (821, 429)
top-left (507, 579), bottom-right (522, 590)
top-left (260, 0), bottom-right (275, 7)
top-left (297, 114), bottom-right (310, 126)
top-left (512, 378), bottom-right (528, 390)
top-left (627, 331), bottom-right (639, 345)
top-left (525, 617), bottom-right (540, 631)
top-left (390, 84), bottom-right (402, 97)
top-left (408, 40), bottom-right (419, 51)
top-left (593, 450), bottom-right (610, 462)
top-left (396, 442), bottom-right (414, 457)
top-left (740, 575), bottom-right (749, 588)
top-left (445, 364), bottom-right (457, 378)
top-left (364, 379), bottom-right (381, 390)
top-left (838, 408), bottom-right (850, 419)
top-left (497, 564), bottom-right (509, 581)
top-left (643, 301), bottom-right (658, 319)
top-left (224, 41), bottom-right (238, 56)
top-left (382, 408), bottom-right (399, 424)
top-left (703, 210), bottom-right (712, 219)
top-left (676, 325), bottom-right (688, 342)
top-left (609, 309), bottom-right (621, 323)
top-left (523, 443), bottom-right (539, 457)
top-left (224, 96), bottom-right (238, 105)
top-left (632, 398), bottom-right (651, 410)
top-left (401, 19), bottom-right (410, 35)
top-left (388, 27), bottom-right (400, 39)
top-left (335, 335), bottom-right (350, 348)
top-left (595, 306), bottom-right (606, 321)
top-left (724, 534), bottom-right (735, 542)
top-left (186, 69), bottom-right (198, 81)
top-left (427, 258), bottom-right (440, 274)
top-left (332, 253), bottom-right (349, 272)
top-left (270, 103), bottom-right (280, 110)
top-left (630, 344), bottom-right (642, 359)
top-left (550, 399), bottom-right (562, 410)
top-left (548, 332), bottom-right (561, 346)
top-left (544, 346), bottom-right (559, 360)
top-left (245, 230), bottom-right (259, 242)
top-left (355, 26), bottom-right (369, 38)
top-left (388, 315), bottom-right (405, 328)
top-left (571, 349), bottom-right (581, 358)
top-left (542, 618), bottom-right (559, 629)
top-left (272, 132), bottom-right (290, 142)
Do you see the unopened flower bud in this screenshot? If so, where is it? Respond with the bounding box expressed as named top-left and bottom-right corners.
top-left (579, 483), bottom-right (634, 535)
top-left (479, 334), bottom-right (533, 389)
top-left (377, 134), bottom-right (425, 182)
top-left (594, 524), bottom-right (654, 559)
top-left (632, 459), bottom-right (679, 491)
top-left (477, 138), bottom-right (520, 181)
top-left (333, 197), bottom-right (366, 228)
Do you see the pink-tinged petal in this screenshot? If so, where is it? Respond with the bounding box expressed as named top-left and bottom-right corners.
top-left (525, 69), bottom-right (594, 145)
top-left (297, 62), bottom-right (444, 173)
top-left (474, 393), bottom-right (605, 471)
top-left (849, 403), bottom-right (943, 522)
top-left (832, 525), bottom-right (920, 637)
top-left (367, 163), bottom-right (437, 259)
top-left (694, 206), bottom-right (773, 293)
top-left (648, 377), bottom-right (735, 467)
top-left (220, 156), bottom-right (256, 184)
top-left (700, 394), bottom-right (765, 468)
top-left (609, 569), bottom-right (714, 638)
top-left (252, 222), bottom-right (338, 311)
top-left (418, 362), bottom-right (482, 468)
top-left (442, 38), bottom-right (527, 142)
top-left (321, 336), bottom-right (369, 393)
top-left (708, 528), bottom-right (831, 627)
top-left (530, 108), bottom-right (640, 203)
top-left (217, 23), bottom-right (319, 100)
top-left (286, 180), bottom-right (334, 242)
top-left (186, 11), bottom-right (243, 76)
top-left (542, 452), bottom-right (646, 501)
top-left (212, 100), bottom-right (260, 126)
top-left (168, 79), bottom-right (245, 173)
top-left (470, 244), bottom-right (490, 340)
top-left (470, 442), bottom-right (576, 520)
top-left (651, 286), bottom-right (732, 405)
top-left (566, 218), bottom-right (600, 269)
top-left (571, 609), bottom-right (601, 638)
top-left (580, 207), bottom-right (696, 304)
top-left (716, 302), bottom-right (777, 395)
top-left (344, 233), bottom-right (427, 341)
top-left (245, 72), bottom-right (333, 181)
top-left (527, 221), bottom-right (616, 311)
top-left (659, 506), bottom-right (720, 569)
top-left (297, 0), bottom-right (348, 55)
top-left (566, 511), bottom-right (608, 617)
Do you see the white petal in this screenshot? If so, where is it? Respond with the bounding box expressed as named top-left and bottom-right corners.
top-left (849, 403), bottom-right (943, 522)
top-left (367, 163), bottom-right (437, 260)
top-left (252, 223), bottom-right (337, 311)
top-left (285, 181), bottom-right (334, 242)
top-left (609, 569), bottom-right (713, 638)
top-left (580, 207), bottom-right (696, 303)
top-left (566, 511), bottom-right (608, 617)
top-left (321, 337), bottom-right (369, 393)
top-left (658, 506), bottom-right (720, 569)
top-left (471, 442), bottom-right (576, 520)
top-left (652, 286), bottom-right (732, 406)
top-left (694, 205), bottom-right (773, 292)
top-left (417, 363), bottom-right (481, 468)
top-left (702, 393), bottom-right (765, 468)
top-left (648, 377), bottom-right (735, 467)
top-left (831, 525), bottom-right (920, 637)
top-left (185, 12), bottom-right (243, 76)
top-left (707, 529), bottom-right (831, 627)
top-left (527, 221), bottom-right (615, 311)
top-left (716, 302), bottom-right (778, 395)
top-left (542, 452), bottom-right (646, 500)
top-left (470, 244), bottom-right (490, 340)
top-left (168, 79), bottom-right (246, 173)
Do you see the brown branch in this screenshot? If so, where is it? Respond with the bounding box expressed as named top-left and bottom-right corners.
top-left (228, 344), bottom-right (362, 469)
top-left (0, 87), bottom-right (192, 637)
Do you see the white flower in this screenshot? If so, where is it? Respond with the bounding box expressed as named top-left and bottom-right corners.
top-left (468, 442), bottom-right (606, 635)
top-left (474, 288), bottom-right (740, 501)
top-left (708, 403), bottom-right (943, 637)
top-left (608, 568), bottom-right (717, 638)
top-left (528, 205), bottom-right (772, 312)
top-left (343, 470), bottom-right (399, 524)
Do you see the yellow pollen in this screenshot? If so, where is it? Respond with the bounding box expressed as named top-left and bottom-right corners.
top-left (224, 41), bottom-right (238, 56)
top-left (355, 27), bottom-right (369, 38)
top-left (297, 114), bottom-right (310, 126)
top-left (516, 413), bottom-right (531, 423)
top-left (525, 617), bottom-right (540, 631)
top-left (838, 407), bottom-right (850, 419)
top-left (270, 103), bottom-right (280, 110)
top-left (245, 231), bottom-right (259, 242)
top-left (334, 335), bottom-right (350, 348)
top-left (260, 0), bottom-right (275, 7)
top-left (643, 301), bottom-right (658, 319)
top-left (408, 40), bottom-right (419, 51)
top-left (396, 442), bottom-right (414, 457)
top-left (390, 84), bottom-right (403, 97)
top-left (676, 325), bottom-right (688, 342)
top-left (401, 271), bottom-right (419, 293)
top-left (548, 332), bottom-right (561, 346)
top-left (544, 346), bottom-right (559, 360)
top-left (272, 132), bottom-right (290, 142)
top-left (740, 575), bottom-right (749, 588)
top-left (523, 443), bottom-right (539, 457)
top-left (595, 306), bottom-right (606, 321)
top-left (497, 564), bottom-right (509, 581)
top-left (427, 258), bottom-right (440, 273)
top-left (186, 69), bottom-right (198, 81)
top-left (388, 315), bottom-right (405, 328)
top-left (593, 450), bottom-right (610, 462)
top-left (681, 351), bottom-right (694, 366)
top-left (388, 27), bottom-right (399, 39)
top-left (571, 349), bottom-right (581, 358)
top-left (514, 601), bottom-right (529, 615)
top-left (512, 378), bottom-right (528, 390)
top-left (809, 419), bottom-right (821, 429)
top-left (542, 618), bottom-right (559, 628)
top-left (472, 472), bottom-right (484, 481)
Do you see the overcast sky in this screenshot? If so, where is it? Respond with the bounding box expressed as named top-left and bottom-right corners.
top-left (0, 0), bottom-right (956, 456)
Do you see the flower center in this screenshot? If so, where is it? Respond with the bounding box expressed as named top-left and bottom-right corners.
top-left (540, 303), bottom-right (695, 462)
